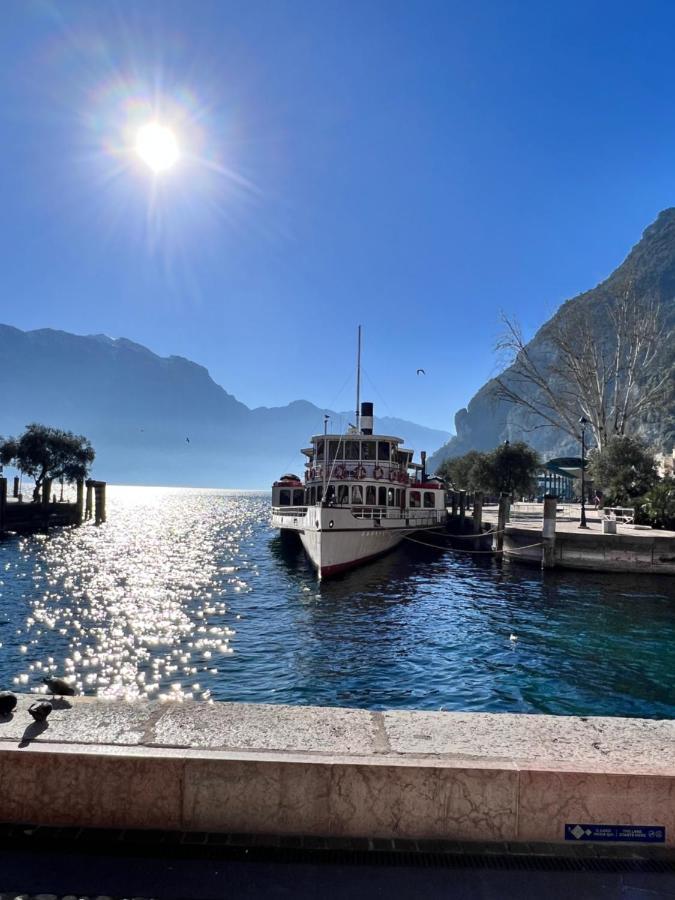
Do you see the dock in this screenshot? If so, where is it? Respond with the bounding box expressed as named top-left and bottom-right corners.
top-left (482, 501), bottom-right (675, 574)
top-left (0, 476), bottom-right (107, 536)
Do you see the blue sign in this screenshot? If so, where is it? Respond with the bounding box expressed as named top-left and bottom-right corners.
top-left (565, 824), bottom-right (665, 843)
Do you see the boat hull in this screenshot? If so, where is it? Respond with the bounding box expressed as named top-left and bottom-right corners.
top-left (272, 505), bottom-right (445, 578)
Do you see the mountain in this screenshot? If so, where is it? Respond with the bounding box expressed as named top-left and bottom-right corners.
top-left (0, 325), bottom-right (450, 488)
top-left (429, 208), bottom-right (675, 472)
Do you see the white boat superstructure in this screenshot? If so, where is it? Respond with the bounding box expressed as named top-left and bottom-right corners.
top-left (271, 399), bottom-right (447, 578)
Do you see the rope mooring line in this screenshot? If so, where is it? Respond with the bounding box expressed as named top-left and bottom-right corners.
top-left (401, 532), bottom-right (545, 556)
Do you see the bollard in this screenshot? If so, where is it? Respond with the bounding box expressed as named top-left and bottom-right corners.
top-left (542, 494), bottom-right (557, 569)
top-left (85, 480), bottom-right (93, 520)
top-left (76, 479), bottom-right (84, 525)
top-left (42, 478), bottom-right (52, 506)
top-left (94, 481), bottom-right (107, 525)
top-left (12, 476), bottom-right (19, 499)
top-left (473, 491), bottom-right (483, 534)
top-left (0, 477), bottom-right (6, 534)
top-left (451, 491), bottom-right (458, 517)
top-left (459, 490), bottom-right (466, 525)
top-left (496, 493), bottom-right (510, 554)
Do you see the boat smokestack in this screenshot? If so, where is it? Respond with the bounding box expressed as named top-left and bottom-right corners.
top-left (360, 401), bottom-right (374, 435)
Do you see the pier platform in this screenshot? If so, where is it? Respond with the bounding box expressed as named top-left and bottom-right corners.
top-left (0, 696), bottom-right (673, 848)
top-left (483, 504), bottom-right (675, 573)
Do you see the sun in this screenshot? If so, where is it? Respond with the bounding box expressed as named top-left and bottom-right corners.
top-left (135, 122), bottom-right (180, 173)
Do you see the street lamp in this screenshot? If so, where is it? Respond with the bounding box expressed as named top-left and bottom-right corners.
top-left (579, 416), bottom-right (588, 529)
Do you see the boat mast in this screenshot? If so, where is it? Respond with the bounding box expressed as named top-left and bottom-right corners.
top-left (355, 325), bottom-right (361, 432)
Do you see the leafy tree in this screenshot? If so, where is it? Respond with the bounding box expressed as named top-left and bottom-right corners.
top-left (588, 435), bottom-right (657, 505)
top-left (437, 450), bottom-right (487, 491)
top-left (438, 442), bottom-right (540, 498)
top-left (0, 423), bottom-right (95, 500)
top-left (640, 477), bottom-right (675, 530)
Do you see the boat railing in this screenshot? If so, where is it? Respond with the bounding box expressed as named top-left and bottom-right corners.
top-left (351, 507), bottom-right (446, 523)
top-left (272, 506), bottom-right (308, 517)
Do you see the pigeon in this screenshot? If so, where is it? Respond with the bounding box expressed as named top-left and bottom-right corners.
top-left (42, 676), bottom-right (76, 698)
top-left (28, 700), bottom-right (52, 723)
top-left (416, 368), bottom-right (426, 375)
top-left (0, 691), bottom-right (17, 715)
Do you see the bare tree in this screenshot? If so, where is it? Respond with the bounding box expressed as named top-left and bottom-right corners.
top-left (494, 284), bottom-right (669, 451)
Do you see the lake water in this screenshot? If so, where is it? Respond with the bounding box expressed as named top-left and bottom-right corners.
top-left (0, 486), bottom-right (673, 717)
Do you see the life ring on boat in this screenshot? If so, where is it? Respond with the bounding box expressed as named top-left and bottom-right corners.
top-left (355, 465), bottom-right (366, 480)
top-left (388, 469), bottom-right (398, 482)
top-left (334, 464), bottom-right (345, 479)
top-left (310, 468), bottom-right (316, 480)
top-left (374, 466), bottom-right (384, 480)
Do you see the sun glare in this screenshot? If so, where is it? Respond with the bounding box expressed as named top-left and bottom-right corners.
top-left (135, 122), bottom-right (180, 173)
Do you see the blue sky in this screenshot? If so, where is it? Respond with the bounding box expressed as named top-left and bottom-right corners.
top-left (1, 0), bottom-right (674, 431)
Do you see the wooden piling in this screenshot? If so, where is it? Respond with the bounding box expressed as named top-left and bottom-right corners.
top-left (496, 493), bottom-right (510, 554)
top-left (542, 494), bottom-right (557, 569)
top-left (12, 476), bottom-right (19, 499)
top-left (94, 481), bottom-right (107, 525)
top-left (0, 477), bottom-right (6, 534)
top-left (451, 491), bottom-right (458, 517)
top-left (459, 490), bottom-right (466, 523)
top-left (85, 480), bottom-right (93, 520)
top-left (76, 479), bottom-right (84, 525)
top-left (473, 491), bottom-right (483, 534)
top-left (42, 478), bottom-right (52, 506)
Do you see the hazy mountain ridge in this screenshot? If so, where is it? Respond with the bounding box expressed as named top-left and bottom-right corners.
top-left (429, 208), bottom-right (675, 471)
top-left (0, 325), bottom-right (450, 488)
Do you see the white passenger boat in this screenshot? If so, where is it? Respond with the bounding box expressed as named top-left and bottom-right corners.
top-left (271, 332), bottom-right (447, 578)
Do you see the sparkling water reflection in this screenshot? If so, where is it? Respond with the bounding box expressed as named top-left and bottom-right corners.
top-left (0, 487), bottom-right (673, 716)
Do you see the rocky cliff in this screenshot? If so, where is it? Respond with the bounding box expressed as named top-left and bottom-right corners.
top-left (429, 209), bottom-right (675, 471)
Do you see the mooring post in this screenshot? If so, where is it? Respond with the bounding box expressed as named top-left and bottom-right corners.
top-left (42, 478), bottom-right (52, 506)
top-left (451, 491), bottom-right (458, 517)
top-left (12, 476), bottom-right (19, 499)
top-left (94, 481), bottom-right (107, 525)
top-left (0, 477), bottom-right (6, 534)
top-left (496, 492), bottom-right (510, 553)
top-left (473, 490), bottom-right (483, 534)
top-left (542, 494), bottom-right (557, 569)
top-left (459, 489), bottom-right (466, 525)
top-left (85, 480), bottom-right (93, 520)
top-left (76, 479), bottom-right (84, 525)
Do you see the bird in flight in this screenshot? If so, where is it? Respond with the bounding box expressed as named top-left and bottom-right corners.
top-left (416, 368), bottom-right (426, 376)
top-left (186, 437), bottom-right (190, 443)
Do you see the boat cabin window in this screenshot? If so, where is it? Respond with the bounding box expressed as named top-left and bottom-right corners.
top-left (293, 489), bottom-right (304, 505)
top-left (377, 441), bottom-right (390, 461)
top-left (366, 485), bottom-right (376, 505)
top-left (316, 486), bottom-right (323, 503)
top-left (279, 489), bottom-right (291, 506)
top-left (409, 491), bottom-right (421, 508)
top-left (378, 486), bottom-right (387, 506)
top-left (315, 440), bottom-right (324, 461)
top-left (395, 488), bottom-right (402, 507)
top-left (325, 485), bottom-right (336, 504)
top-left (345, 441), bottom-right (360, 460)
top-left (361, 441), bottom-right (376, 461)
top-left (387, 488), bottom-right (395, 506)
top-left (424, 491), bottom-right (435, 508)
top-left (328, 440), bottom-right (340, 462)
top-left (337, 484), bottom-right (349, 505)
top-left (352, 484), bottom-right (363, 504)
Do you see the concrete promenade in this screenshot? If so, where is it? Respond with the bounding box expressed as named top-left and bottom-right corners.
top-left (0, 696), bottom-right (673, 848)
top-left (483, 504), bottom-right (675, 573)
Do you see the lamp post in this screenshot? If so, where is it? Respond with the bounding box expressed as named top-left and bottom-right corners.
top-left (579, 416), bottom-right (588, 529)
